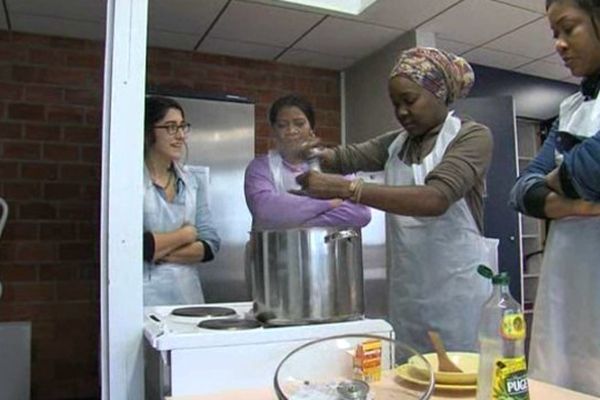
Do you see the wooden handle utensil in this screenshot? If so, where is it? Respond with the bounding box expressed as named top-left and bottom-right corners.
top-left (427, 330), bottom-right (463, 372)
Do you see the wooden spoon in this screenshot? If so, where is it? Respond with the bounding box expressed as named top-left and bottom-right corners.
top-left (427, 331), bottom-right (463, 372)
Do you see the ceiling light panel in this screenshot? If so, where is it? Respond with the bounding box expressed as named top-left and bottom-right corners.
top-left (209, 1), bottom-right (323, 47)
top-left (277, 0), bottom-right (379, 15)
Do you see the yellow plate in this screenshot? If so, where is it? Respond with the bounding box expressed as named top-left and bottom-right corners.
top-left (408, 352), bottom-right (479, 384)
top-left (395, 364), bottom-right (477, 391)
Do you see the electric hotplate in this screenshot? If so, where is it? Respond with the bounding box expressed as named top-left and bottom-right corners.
top-left (197, 318), bottom-right (262, 330)
top-left (171, 306), bottom-right (237, 318)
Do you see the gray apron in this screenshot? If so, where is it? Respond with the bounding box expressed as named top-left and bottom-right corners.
top-left (384, 111), bottom-right (494, 353)
top-left (528, 91), bottom-right (600, 396)
top-left (143, 164), bottom-right (204, 306)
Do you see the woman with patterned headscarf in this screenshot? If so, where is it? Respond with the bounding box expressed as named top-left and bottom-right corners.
top-left (296, 46), bottom-right (495, 353)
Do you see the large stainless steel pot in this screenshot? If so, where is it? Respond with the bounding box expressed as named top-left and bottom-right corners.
top-left (249, 227), bottom-right (364, 325)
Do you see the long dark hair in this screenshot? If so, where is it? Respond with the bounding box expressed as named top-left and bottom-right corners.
top-left (547, 0), bottom-right (600, 38)
top-left (144, 96), bottom-right (185, 152)
top-left (268, 94), bottom-right (316, 129)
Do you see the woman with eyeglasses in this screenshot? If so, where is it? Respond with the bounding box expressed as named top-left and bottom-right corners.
top-left (509, 0), bottom-right (600, 394)
top-left (143, 96), bottom-right (220, 306)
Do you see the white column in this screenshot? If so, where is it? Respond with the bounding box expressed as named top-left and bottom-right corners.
top-left (100, 0), bottom-right (148, 398)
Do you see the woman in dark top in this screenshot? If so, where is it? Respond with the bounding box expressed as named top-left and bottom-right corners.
top-left (509, 0), bottom-right (600, 395)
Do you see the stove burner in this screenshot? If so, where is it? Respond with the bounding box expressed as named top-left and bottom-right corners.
top-left (197, 318), bottom-right (262, 330)
top-left (171, 306), bottom-right (237, 318)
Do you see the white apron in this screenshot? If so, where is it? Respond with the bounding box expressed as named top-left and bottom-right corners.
top-left (554, 91), bottom-right (600, 164)
top-left (143, 164), bottom-right (204, 306)
top-left (529, 91), bottom-right (600, 396)
top-left (384, 111), bottom-right (495, 353)
top-left (267, 150), bottom-right (304, 193)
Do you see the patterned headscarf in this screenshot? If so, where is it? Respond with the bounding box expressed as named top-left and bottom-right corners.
top-left (389, 47), bottom-right (475, 105)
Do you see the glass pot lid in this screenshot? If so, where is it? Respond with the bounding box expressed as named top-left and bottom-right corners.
top-left (273, 333), bottom-right (435, 400)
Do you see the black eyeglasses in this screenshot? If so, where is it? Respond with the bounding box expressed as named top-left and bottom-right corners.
top-left (154, 122), bottom-right (191, 136)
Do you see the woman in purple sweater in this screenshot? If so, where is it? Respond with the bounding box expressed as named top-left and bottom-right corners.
top-left (244, 94), bottom-right (371, 230)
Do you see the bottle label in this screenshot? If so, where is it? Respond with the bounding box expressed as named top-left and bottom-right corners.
top-left (492, 356), bottom-right (529, 400)
top-left (501, 313), bottom-right (526, 340)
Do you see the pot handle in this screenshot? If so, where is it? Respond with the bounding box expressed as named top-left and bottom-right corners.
top-left (324, 229), bottom-right (358, 244)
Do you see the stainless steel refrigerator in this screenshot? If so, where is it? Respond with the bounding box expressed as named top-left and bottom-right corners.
top-left (169, 95), bottom-right (255, 302)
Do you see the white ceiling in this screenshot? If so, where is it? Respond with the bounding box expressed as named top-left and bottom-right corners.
top-left (2, 0), bottom-right (578, 84)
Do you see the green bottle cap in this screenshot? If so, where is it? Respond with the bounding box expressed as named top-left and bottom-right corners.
top-left (477, 265), bottom-right (494, 279)
top-left (492, 272), bottom-right (510, 285)
top-left (477, 265), bottom-right (510, 285)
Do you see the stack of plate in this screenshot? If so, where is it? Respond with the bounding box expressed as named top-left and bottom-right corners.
top-left (396, 352), bottom-right (479, 391)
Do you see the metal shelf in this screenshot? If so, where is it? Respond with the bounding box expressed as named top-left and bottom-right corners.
top-left (517, 118), bottom-right (545, 332)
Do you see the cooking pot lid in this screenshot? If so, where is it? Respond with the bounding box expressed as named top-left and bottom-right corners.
top-left (197, 318), bottom-right (262, 330)
top-left (171, 306), bottom-right (237, 318)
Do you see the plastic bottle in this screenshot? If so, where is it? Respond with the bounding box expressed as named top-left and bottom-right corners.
top-left (476, 265), bottom-right (529, 400)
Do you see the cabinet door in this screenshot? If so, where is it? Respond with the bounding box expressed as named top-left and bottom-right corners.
top-left (454, 96), bottom-right (520, 300)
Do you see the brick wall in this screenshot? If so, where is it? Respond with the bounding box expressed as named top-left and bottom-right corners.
top-left (0, 30), bottom-right (340, 399)
top-left (146, 47), bottom-right (342, 153)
